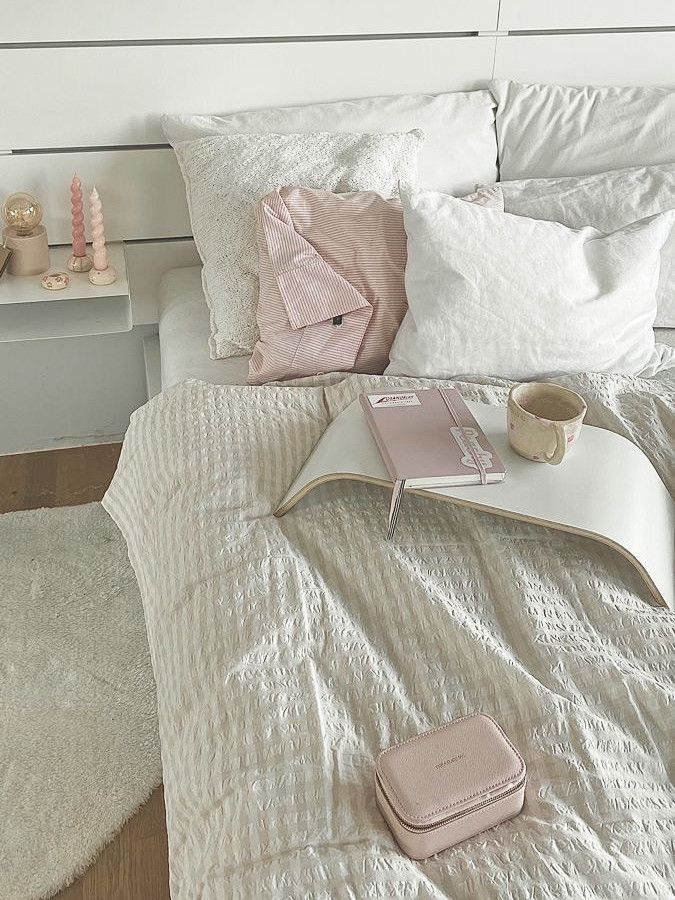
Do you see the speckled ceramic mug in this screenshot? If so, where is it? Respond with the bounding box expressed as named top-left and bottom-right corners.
top-left (508, 383), bottom-right (587, 465)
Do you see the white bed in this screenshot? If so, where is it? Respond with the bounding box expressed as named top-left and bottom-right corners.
top-left (158, 265), bottom-right (675, 390)
top-left (104, 366), bottom-right (675, 899)
top-left (130, 273), bottom-right (675, 900)
top-left (158, 267), bottom-right (250, 388)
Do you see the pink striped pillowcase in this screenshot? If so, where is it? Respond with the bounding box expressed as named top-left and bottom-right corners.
top-left (249, 185), bottom-right (503, 384)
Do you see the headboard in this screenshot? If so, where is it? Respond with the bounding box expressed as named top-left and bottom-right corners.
top-left (1, 2), bottom-right (673, 455)
top-left (3, 1), bottom-right (674, 245)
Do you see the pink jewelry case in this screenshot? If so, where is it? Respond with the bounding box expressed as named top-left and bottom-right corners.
top-left (375, 713), bottom-right (526, 859)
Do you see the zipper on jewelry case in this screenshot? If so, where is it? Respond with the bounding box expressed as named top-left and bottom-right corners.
top-left (376, 774), bottom-right (526, 833)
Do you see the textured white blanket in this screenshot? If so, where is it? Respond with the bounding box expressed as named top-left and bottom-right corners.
top-left (104, 371), bottom-right (674, 899)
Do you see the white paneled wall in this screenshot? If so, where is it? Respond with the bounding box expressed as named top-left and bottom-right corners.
top-left (498, 1), bottom-right (674, 31)
top-left (0, 38), bottom-right (495, 149)
top-left (1, 1), bottom-right (673, 453)
top-left (493, 32), bottom-right (675, 85)
top-left (2, 150), bottom-right (192, 244)
top-left (0, 36), bottom-right (496, 244)
top-left (2, 0), bottom-right (499, 42)
top-left (126, 241), bottom-right (201, 327)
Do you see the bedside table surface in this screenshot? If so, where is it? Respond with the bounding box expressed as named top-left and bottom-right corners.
top-left (0, 243), bottom-right (127, 305)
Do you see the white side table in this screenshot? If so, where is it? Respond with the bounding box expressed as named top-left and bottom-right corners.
top-left (0, 243), bottom-right (129, 342)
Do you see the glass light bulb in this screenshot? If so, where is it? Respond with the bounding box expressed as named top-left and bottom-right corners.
top-left (2, 192), bottom-right (43, 236)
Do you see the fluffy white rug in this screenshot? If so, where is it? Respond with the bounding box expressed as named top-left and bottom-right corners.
top-left (0, 502), bottom-right (161, 900)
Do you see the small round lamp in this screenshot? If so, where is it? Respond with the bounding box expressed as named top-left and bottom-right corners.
top-left (2, 192), bottom-right (50, 275)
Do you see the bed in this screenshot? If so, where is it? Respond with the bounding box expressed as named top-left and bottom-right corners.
top-left (158, 265), bottom-right (675, 388)
top-left (105, 266), bottom-right (675, 898)
top-left (158, 267), bottom-right (250, 388)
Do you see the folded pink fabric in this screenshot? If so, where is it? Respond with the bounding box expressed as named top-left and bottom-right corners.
top-left (249, 185), bottom-right (503, 384)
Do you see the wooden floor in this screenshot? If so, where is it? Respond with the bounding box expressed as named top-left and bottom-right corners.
top-left (0, 443), bottom-right (170, 900)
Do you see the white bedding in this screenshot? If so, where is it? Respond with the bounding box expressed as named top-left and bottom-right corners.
top-left (159, 267), bottom-right (250, 388)
top-left (158, 266), bottom-right (675, 388)
top-left (104, 369), bottom-right (675, 899)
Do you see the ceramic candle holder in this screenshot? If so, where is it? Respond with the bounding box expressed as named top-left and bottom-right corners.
top-left (68, 253), bottom-right (93, 273)
top-left (89, 266), bottom-right (117, 285)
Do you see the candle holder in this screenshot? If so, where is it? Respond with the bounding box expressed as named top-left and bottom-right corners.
top-left (89, 265), bottom-right (117, 286)
top-left (68, 254), bottom-right (93, 273)
top-left (88, 186), bottom-right (116, 286)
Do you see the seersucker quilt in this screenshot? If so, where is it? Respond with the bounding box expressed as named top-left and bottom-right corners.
top-left (103, 371), bottom-right (674, 899)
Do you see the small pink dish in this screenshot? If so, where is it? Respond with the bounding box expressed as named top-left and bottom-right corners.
top-left (41, 271), bottom-right (69, 291)
top-left (375, 713), bottom-right (526, 859)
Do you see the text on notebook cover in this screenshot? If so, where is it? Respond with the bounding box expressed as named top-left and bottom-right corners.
top-left (368, 393), bottom-right (421, 408)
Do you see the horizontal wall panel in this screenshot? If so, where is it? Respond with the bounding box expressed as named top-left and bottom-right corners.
top-left (1, 37), bottom-right (495, 149)
top-left (3, 0), bottom-right (498, 43)
top-left (499, 1), bottom-right (674, 31)
top-left (125, 240), bottom-right (200, 326)
top-left (493, 32), bottom-right (675, 86)
top-left (0, 150), bottom-right (190, 243)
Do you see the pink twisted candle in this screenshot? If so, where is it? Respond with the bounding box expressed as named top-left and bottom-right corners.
top-left (89, 186), bottom-right (108, 271)
top-left (70, 175), bottom-right (86, 257)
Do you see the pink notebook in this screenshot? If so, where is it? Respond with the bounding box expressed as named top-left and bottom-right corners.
top-left (360, 389), bottom-right (505, 537)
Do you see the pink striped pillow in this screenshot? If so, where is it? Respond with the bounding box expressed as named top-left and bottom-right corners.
top-left (249, 185), bottom-right (502, 384)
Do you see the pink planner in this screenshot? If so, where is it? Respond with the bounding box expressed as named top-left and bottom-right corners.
top-left (359, 389), bottom-right (505, 537)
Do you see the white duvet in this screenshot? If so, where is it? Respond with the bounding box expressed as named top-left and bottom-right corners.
top-left (103, 371), bottom-right (675, 899)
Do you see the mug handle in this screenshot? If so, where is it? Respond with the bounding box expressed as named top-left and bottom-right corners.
top-left (546, 423), bottom-right (567, 465)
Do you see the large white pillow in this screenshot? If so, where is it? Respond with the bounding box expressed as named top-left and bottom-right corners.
top-left (490, 165), bottom-right (675, 327)
top-left (163, 90), bottom-right (498, 195)
top-left (491, 80), bottom-right (675, 180)
top-left (172, 129), bottom-right (423, 358)
top-left (386, 186), bottom-right (675, 381)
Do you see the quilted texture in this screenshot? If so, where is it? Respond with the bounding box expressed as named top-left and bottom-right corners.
top-left (103, 369), bottom-right (674, 899)
top-left (491, 164), bottom-right (675, 328)
top-left (171, 129), bottom-right (423, 358)
top-left (387, 186), bottom-right (675, 381)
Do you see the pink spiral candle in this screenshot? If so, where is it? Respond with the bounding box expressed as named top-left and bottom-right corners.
top-left (70, 175), bottom-right (86, 258)
top-left (89, 186), bottom-right (108, 272)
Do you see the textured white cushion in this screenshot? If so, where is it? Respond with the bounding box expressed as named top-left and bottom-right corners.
top-left (171, 130), bottom-right (422, 358)
top-left (491, 165), bottom-right (675, 328)
top-left (491, 80), bottom-right (675, 180)
top-left (163, 90), bottom-right (498, 195)
top-left (386, 186), bottom-right (675, 381)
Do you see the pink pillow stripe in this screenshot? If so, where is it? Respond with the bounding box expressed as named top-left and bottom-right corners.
top-left (249, 185), bottom-right (503, 384)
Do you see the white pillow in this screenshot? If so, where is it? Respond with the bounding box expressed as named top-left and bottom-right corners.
top-left (163, 90), bottom-right (498, 195)
top-left (172, 129), bottom-right (423, 358)
top-left (490, 165), bottom-right (675, 328)
top-left (491, 80), bottom-right (675, 180)
top-left (386, 186), bottom-right (675, 381)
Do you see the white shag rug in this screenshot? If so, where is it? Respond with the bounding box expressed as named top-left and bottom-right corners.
top-left (0, 502), bottom-right (162, 900)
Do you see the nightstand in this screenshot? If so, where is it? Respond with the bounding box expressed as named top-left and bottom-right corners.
top-left (0, 243), bottom-right (129, 341)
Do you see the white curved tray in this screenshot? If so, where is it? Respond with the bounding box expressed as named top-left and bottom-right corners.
top-left (277, 398), bottom-right (674, 610)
